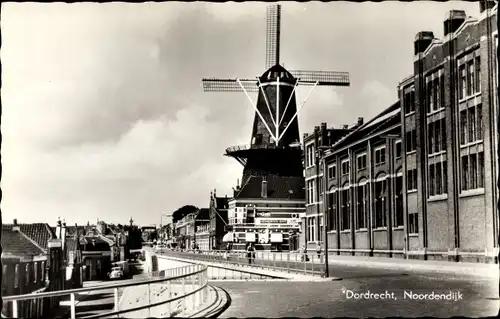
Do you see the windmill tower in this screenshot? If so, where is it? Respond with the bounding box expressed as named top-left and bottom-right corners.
top-left (202, 4), bottom-right (350, 186)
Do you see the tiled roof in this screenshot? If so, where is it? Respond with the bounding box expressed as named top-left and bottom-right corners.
top-left (1, 229), bottom-right (45, 258)
top-left (235, 175), bottom-right (305, 200)
top-left (196, 208), bottom-right (210, 220)
top-left (215, 197), bottom-right (229, 210)
top-left (3, 223), bottom-right (55, 251)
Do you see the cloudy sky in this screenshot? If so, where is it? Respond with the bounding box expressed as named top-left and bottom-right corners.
top-left (2, 1), bottom-right (480, 226)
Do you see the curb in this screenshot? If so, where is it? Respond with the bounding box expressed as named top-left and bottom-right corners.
top-left (187, 286), bottom-right (231, 318)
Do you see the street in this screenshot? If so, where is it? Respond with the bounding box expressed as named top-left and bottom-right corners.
top-left (216, 264), bottom-right (499, 318)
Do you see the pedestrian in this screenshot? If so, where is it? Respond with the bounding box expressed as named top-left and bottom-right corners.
top-left (316, 243), bottom-right (322, 259)
top-left (247, 243), bottom-right (255, 265)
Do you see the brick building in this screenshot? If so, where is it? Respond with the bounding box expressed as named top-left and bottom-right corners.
top-left (225, 175), bottom-right (305, 251)
top-left (400, 3), bottom-right (498, 261)
top-left (208, 190), bottom-right (229, 250)
top-left (302, 122), bottom-right (355, 251)
top-left (312, 2), bottom-right (498, 262)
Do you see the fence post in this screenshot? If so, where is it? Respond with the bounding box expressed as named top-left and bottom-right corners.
top-left (272, 253), bottom-right (276, 270)
top-left (304, 257), bottom-right (307, 275)
top-left (287, 253), bottom-right (290, 273)
top-left (191, 273), bottom-right (196, 311)
top-left (114, 287), bottom-right (119, 311)
top-left (12, 300), bottom-right (18, 318)
top-left (70, 293), bottom-right (76, 319)
top-left (148, 283), bottom-right (151, 318)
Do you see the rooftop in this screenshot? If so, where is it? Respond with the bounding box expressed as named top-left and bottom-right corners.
top-left (234, 174), bottom-right (305, 200)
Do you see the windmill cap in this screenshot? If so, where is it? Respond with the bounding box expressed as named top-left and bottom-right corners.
top-left (260, 64), bottom-right (294, 81)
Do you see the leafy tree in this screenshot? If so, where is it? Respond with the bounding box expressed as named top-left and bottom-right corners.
top-left (172, 205), bottom-right (198, 223)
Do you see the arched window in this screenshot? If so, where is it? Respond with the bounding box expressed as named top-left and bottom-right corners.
top-left (394, 168), bottom-right (404, 227)
top-left (356, 178), bottom-right (368, 230)
top-left (328, 187), bottom-right (338, 231)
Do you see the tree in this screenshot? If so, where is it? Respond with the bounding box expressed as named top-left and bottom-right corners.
top-left (172, 205), bottom-right (198, 223)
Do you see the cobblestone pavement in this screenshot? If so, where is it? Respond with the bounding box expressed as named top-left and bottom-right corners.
top-left (216, 265), bottom-right (499, 318)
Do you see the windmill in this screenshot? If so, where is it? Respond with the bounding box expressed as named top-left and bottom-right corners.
top-left (202, 4), bottom-right (350, 185)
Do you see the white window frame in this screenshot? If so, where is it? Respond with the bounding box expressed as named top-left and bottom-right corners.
top-left (374, 146), bottom-right (386, 166)
top-left (341, 159), bottom-right (350, 176)
top-left (356, 153), bottom-right (367, 171)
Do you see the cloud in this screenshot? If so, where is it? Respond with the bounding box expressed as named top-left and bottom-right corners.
top-left (1, 1), bottom-right (481, 225)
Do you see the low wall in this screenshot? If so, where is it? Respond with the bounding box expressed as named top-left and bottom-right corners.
top-left (119, 283), bottom-right (183, 318)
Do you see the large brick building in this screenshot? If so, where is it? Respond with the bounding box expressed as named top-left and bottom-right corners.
top-left (306, 2), bottom-right (498, 262)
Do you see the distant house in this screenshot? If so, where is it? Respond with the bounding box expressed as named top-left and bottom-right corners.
top-left (194, 208), bottom-right (210, 250)
top-left (209, 191), bottom-right (229, 250)
top-left (1, 219), bottom-right (56, 262)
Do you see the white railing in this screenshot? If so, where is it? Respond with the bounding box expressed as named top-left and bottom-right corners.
top-left (2, 264), bottom-right (208, 319)
top-left (159, 249), bottom-right (325, 277)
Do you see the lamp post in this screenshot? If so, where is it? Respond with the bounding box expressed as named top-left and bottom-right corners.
top-left (318, 146), bottom-right (330, 278)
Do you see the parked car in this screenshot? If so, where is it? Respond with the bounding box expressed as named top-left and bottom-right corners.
top-left (108, 267), bottom-right (123, 280)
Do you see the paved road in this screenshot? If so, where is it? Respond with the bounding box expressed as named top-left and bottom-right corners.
top-left (215, 265), bottom-right (499, 318)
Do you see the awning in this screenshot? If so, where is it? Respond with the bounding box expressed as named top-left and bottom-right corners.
top-left (245, 232), bottom-right (257, 243)
top-left (222, 232), bottom-right (234, 242)
top-left (270, 233), bottom-right (283, 243)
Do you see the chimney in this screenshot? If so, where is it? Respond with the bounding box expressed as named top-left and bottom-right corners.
top-left (320, 122), bottom-right (327, 146)
top-left (357, 117), bottom-right (364, 126)
top-left (214, 188), bottom-right (217, 197)
top-left (61, 219), bottom-right (67, 252)
top-left (414, 31), bottom-right (434, 55)
top-left (261, 178), bottom-right (268, 198)
top-left (480, 0), bottom-right (496, 13)
top-left (12, 219), bottom-right (20, 232)
top-left (56, 217), bottom-right (62, 239)
top-left (443, 10), bottom-right (466, 36)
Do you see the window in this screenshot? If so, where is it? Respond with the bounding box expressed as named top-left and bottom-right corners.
top-left (461, 152), bottom-right (485, 191)
top-left (459, 64), bottom-right (466, 99)
top-left (375, 147), bottom-right (386, 165)
top-left (467, 60), bottom-right (474, 96)
top-left (428, 161), bottom-right (447, 197)
top-left (406, 130), bottom-right (417, 153)
top-left (395, 141), bottom-right (402, 158)
top-left (460, 104), bottom-right (483, 145)
top-left (427, 118), bottom-right (446, 155)
top-left (426, 80), bottom-right (433, 113)
top-left (307, 180), bottom-right (315, 204)
top-left (341, 160), bottom-right (350, 176)
top-left (404, 87), bottom-right (415, 114)
top-left (394, 175), bottom-right (404, 227)
top-left (328, 192), bottom-right (337, 231)
top-left (319, 216), bottom-right (324, 242)
top-left (306, 144), bottom-right (315, 167)
top-left (475, 56), bottom-right (481, 93)
top-left (307, 217), bottom-right (317, 242)
top-left (357, 154), bottom-right (367, 170)
top-left (406, 169), bottom-right (418, 191)
top-left (328, 164), bottom-right (336, 179)
top-left (409, 212), bottom-right (419, 235)
top-left (439, 74), bottom-right (445, 109)
top-left (374, 179), bottom-right (387, 228)
top-left (356, 184), bottom-right (368, 230)
top-left (340, 189), bottom-right (350, 231)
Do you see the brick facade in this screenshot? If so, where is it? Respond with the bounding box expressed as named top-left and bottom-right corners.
top-left (309, 3), bottom-right (498, 263)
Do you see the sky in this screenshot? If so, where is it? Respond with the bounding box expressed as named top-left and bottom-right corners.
top-left (1, 1), bottom-right (481, 226)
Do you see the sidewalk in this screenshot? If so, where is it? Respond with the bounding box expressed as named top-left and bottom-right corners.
top-left (257, 251), bottom-right (499, 279)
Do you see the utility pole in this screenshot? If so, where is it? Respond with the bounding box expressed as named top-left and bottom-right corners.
top-left (318, 146), bottom-right (330, 278)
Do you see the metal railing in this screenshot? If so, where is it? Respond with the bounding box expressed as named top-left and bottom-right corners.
top-left (2, 264), bottom-right (208, 319)
top-left (158, 249), bottom-right (324, 277)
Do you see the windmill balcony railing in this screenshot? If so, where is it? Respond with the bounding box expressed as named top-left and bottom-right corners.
top-left (2, 264), bottom-right (209, 319)
top-left (225, 143), bottom-right (302, 154)
top-left (157, 248), bottom-right (324, 277)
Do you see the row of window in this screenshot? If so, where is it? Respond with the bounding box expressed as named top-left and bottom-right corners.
top-left (327, 177), bottom-right (411, 233)
top-left (306, 144), bottom-right (315, 167)
top-left (402, 56), bottom-right (481, 115)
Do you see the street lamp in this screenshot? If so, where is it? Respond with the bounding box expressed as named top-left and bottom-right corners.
top-left (318, 146), bottom-right (331, 278)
